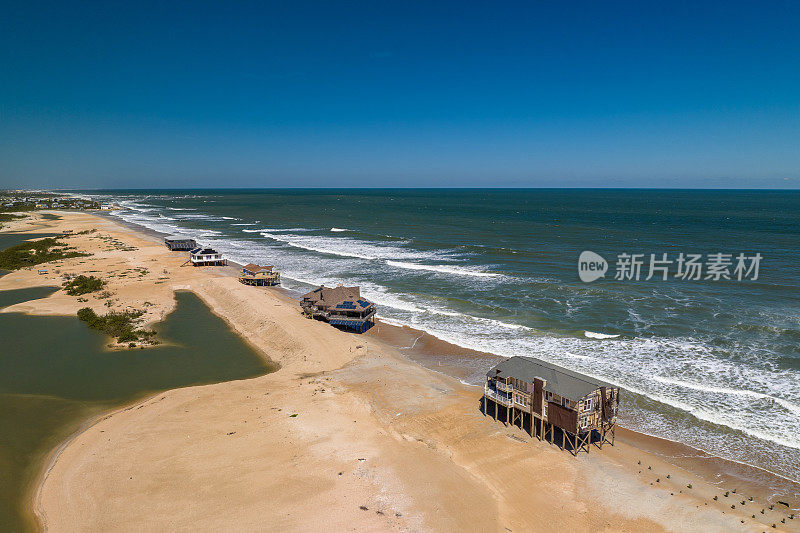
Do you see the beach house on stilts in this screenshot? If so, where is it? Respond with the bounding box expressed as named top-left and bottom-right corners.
top-left (483, 356), bottom-right (620, 455)
top-left (239, 263), bottom-right (281, 286)
top-left (301, 285), bottom-right (376, 333)
top-left (164, 235), bottom-right (197, 251)
top-left (188, 246), bottom-right (227, 266)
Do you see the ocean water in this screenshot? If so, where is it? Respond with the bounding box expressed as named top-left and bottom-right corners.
top-left (78, 188), bottom-right (800, 483)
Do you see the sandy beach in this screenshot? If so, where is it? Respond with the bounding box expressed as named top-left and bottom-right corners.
top-left (1, 211), bottom-right (797, 532)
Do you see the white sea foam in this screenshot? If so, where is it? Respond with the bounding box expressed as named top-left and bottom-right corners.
top-left (92, 192), bottom-right (800, 480)
top-left (173, 213), bottom-right (230, 221)
top-left (563, 351), bottom-right (594, 361)
top-left (330, 227), bottom-right (349, 232)
top-left (259, 231), bottom-right (431, 262)
top-left (377, 316), bottom-right (410, 328)
top-left (260, 227), bottom-right (315, 233)
top-left (271, 237), bottom-right (377, 260)
top-left (386, 260), bottom-right (500, 278)
top-left (653, 376), bottom-right (800, 417)
top-left (584, 331), bottom-right (621, 339)
top-left (254, 231), bottom-right (502, 279)
top-left (374, 305), bottom-right (800, 455)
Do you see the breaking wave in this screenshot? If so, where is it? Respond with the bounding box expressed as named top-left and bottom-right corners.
top-left (386, 260), bottom-right (500, 278)
top-left (584, 331), bottom-right (620, 339)
top-left (89, 190), bottom-right (800, 484)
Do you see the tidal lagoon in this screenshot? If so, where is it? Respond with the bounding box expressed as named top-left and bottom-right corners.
top-left (0, 290), bottom-right (274, 532)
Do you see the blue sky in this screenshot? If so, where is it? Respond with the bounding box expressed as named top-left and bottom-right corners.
top-left (1, 1), bottom-right (799, 188)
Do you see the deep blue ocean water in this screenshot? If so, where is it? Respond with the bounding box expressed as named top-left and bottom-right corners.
top-left (78, 188), bottom-right (800, 482)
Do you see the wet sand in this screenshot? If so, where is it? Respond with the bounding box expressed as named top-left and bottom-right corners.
top-left (1, 210), bottom-right (798, 532)
top-left (368, 320), bottom-right (800, 507)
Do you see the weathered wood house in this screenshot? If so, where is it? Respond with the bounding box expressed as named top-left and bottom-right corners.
top-left (483, 356), bottom-right (620, 455)
top-left (189, 246), bottom-right (227, 266)
top-left (239, 263), bottom-right (281, 286)
top-left (301, 285), bottom-right (376, 333)
top-left (164, 235), bottom-right (197, 251)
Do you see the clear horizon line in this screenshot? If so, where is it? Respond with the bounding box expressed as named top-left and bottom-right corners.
top-left (39, 185), bottom-right (800, 192)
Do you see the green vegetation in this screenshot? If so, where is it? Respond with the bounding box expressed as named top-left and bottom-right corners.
top-left (62, 275), bottom-right (105, 295)
top-left (0, 237), bottom-right (87, 270)
top-left (0, 192), bottom-right (101, 212)
top-left (0, 213), bottom-right (24, 230)
top-left (76, 307), bottom-right (157, 343)
top-left (0, 204), bottom-right (35, 213)
top-left (0, 291), bottom-right (273, 531)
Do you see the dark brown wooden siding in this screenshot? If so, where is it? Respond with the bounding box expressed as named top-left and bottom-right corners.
top-left (533, 378), bottom-right (543, 415)
top-left (547, 402), bottom-right (578, 433)
top-left (601, 387), bottom-right (619, 422)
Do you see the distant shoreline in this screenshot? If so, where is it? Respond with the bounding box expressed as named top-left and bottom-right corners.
top-left (97, 208), bottom-right (800, 501)
top-left (2, 210), bottom-right (796, 530)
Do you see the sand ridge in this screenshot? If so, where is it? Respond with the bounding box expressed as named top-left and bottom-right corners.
top-left (1, 211), bottom-right (796, 532)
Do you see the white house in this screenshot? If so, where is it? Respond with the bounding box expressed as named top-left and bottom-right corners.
top-left (189, 246), bottom-right (227, 266)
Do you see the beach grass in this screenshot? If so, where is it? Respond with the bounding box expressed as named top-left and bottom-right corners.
top-left (76, 307), bottom-right (154, 343)
top-left (0, 237), bottom-right (87, 271)
top-left (0, 213), bottom-right (24, 230)
top-left (63, 275), bottom-right (105, 295)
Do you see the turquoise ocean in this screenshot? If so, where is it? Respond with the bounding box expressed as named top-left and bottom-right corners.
top-left (77, 189), bottom-right (800, 483)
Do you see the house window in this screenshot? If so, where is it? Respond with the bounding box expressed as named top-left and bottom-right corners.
top-left (583, 398), bottom-right (592, 411)
top-left (561, 397), bottom-right (569, 408)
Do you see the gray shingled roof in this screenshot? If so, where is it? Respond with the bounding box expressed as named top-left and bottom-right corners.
top-left (302, 285), bottom-right (361, 307)
top-left (487, 356), bottom-right (612, 402)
